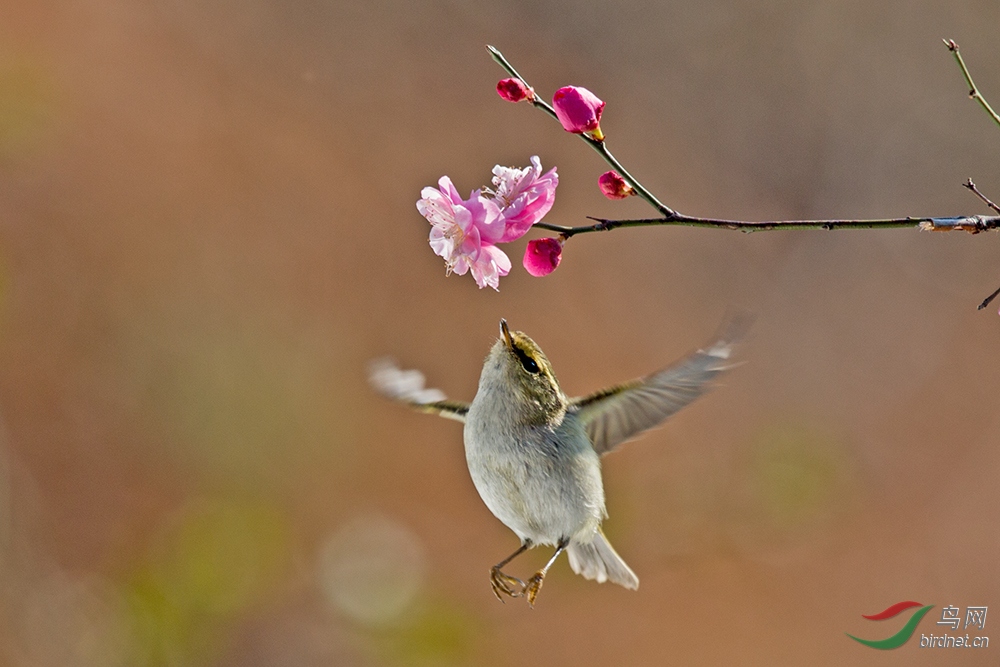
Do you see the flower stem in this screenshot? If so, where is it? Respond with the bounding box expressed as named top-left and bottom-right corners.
top-left (944, 39), bottom-right (1000, 129)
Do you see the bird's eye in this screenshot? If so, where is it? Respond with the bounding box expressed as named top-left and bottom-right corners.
top-left (513, 346), bottom-right (540, 374)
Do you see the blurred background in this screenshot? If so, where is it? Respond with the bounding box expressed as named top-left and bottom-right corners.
top-left (0, 0), bottom-right (998, 664)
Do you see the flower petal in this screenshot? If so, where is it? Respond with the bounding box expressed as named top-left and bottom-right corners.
top-left (469, 244), bottom-right (511, 291)
top-left (466, 191), bottom-right (505, 243)
top-left (491, 156), bottom-right (559, 242)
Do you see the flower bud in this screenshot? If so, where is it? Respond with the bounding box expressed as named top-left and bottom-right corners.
top-left (598, 170), bottom-right (633, 200)
top-left (523, 237), bottom-right (563, 277)
top-left (552, 86), bottom-right (605, 139)
top-left (496, 78), bottom-right (533, 103)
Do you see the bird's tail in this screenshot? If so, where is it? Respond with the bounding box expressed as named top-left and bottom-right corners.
top-left (567, 529), bottom-right (639, 590)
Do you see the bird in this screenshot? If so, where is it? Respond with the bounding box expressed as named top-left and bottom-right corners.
top-left (369, 316), bottom-right (748, 606)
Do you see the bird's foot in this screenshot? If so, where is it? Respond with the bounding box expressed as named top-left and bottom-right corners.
top-left (524, 572), bottom-right (545, 608)
top-left (490, 566), bottom-right (525, 602)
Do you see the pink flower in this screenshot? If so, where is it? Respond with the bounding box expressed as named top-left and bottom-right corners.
top-left (598, 170), bottom-right (633, 199)
top-left (468, 244), bottom-right (512, 290)
top-left (416, 157), bottom-right (560, 289)
top-left (552, 86), bottom-right (605, 139)
top-left (417, 176), bottom-right (511, 290)
top-left (523, 237), bottom-right (563, 277)
top-left (491, 155), bottom-right (559, 242)
top-left (496, 78), bottom-right (533, 103)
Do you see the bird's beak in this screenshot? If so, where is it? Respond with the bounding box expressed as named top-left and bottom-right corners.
top-left (500, 319), bottom-right (513, 349)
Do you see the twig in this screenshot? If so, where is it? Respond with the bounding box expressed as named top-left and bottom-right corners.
top-left (490, 45), bottom-right (998, 237)
top-left (489, 45), bottom-right (1000, 311)
top-left (534, 214), bottom-right (1000, 237)
top-left (944, 39), bottom-right (1000, 129)
top-left (964, 180), bottom-right (1000, 309)
top-left (977, 285), bottom-right (1000, 311)
top-left (488, 45), bottom-right (674, 217)
top-left (963, 178), bottom-right (1000, 214)
top-left (944, 42), bottom-right (1000, 311)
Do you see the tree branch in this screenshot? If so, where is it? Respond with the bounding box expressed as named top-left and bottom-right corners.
top-left (977, 285), bottom-right (1000, 311)
top-left (533, 214), bottom-right (1000, 237)
top-left (488, 45), bottom-right (675, 217)
top-left (944, 39), bottom-right (1000, 129)
top-left (489, 44), bottom-right (1000, 310)
top-left (491, 45), bottom-right (998, 237)
top-left (963, 178), bottom-right (1000, 215)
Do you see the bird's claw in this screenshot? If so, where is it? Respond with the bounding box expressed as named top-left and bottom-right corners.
top-left (524, 572), bottom-right (545, 607)
top-left (490, 566), bottom-right (525, 602)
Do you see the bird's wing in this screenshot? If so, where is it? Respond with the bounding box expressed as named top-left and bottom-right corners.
top-left (570, 314), bottom-right (751, 455)
top-left (368, 358), bottom-right (469, 423)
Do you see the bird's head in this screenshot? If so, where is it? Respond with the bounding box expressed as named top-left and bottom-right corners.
top-left (480, 319), bottom-right (566, 424)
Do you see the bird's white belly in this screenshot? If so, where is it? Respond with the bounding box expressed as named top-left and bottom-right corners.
top-left (464, 422), bottom-right (605, 546)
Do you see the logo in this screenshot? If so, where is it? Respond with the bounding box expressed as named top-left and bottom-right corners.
top-left (847, 601), bottom-right (934, 650)
top-left (847, 601), bottom-right (989, 650)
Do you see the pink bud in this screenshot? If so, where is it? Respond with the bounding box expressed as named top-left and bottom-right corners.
top-left (496, 78), bottom-right (533, 103)
top-left (552, 86), bottom-right (605, 139)
top-left (523, 238), bottom-right (563, 277)
top-left (598, 170), bottom-right (633, 199)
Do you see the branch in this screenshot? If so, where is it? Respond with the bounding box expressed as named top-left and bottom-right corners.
top-left (488, 45), bottom-right (1000, 310)
top-left (965, 180), bottom-right (1000, 310)
top-left (944, 39), bottom-right (1000, 130)
top-left (534, 214), bottom-right (1000, 237)
top-left (977, 285), bottom-right (1000, 311)
top-left (963, 178), bottom-right (1000, 215)
top-left (943, 42), bottom-right (1000, 311)
top-left (487, 45), bottom-right (675, 217)
top-left (490, 46), bottom-right (998, 238)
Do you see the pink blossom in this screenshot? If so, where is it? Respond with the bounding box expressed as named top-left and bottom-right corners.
top-left (417, 176), bottom-right (510, 290)
top-left (496, 78), bottom-right (533, 103)
top-left (598, 170), bottom-right (633, 199)
top-left (469, 244), bottom-right (512, 290)
top-left (552, 86), bottom-right (605, 139)
top-left (523, 237), bottom-right (563, 277)
top-left (491, 156), bottom-right (559, 242)
top-left (417, 157), bottom-right (560, 289)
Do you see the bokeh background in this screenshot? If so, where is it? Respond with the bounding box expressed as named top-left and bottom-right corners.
top-left (0, 1), bottom-right (998, 665)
